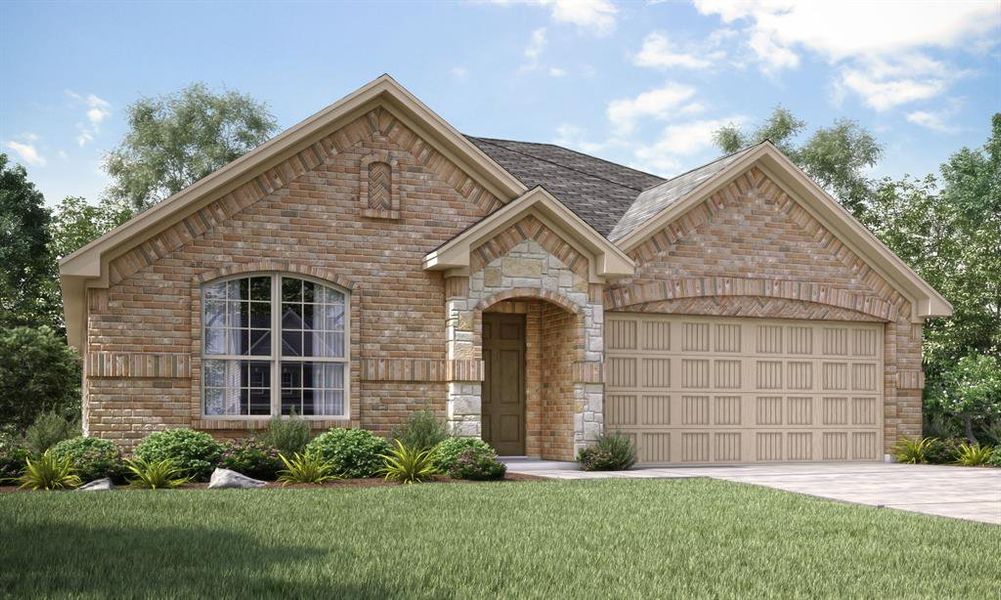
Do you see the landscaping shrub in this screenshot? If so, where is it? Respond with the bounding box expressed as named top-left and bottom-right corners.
top-left (391, 409), bottom-right (447, 451)
top-left (218, 439), bottom-right (283, 480)
top-left (305, 428), bottom-right (390, 478)
top-left (133, 428), bottom-right (223, 481)
top-left (0, 326), bottom-right (82, 431)
top-left (448, 446), bottom-right (507, 480)
top-left (277, 452), bottom-right (339, 485)
top-left (891, 436), bottom-right (935, 464)
top-left (577, 431), bottom-right (637, 471)
top-left (263, 412), bottom-right (310, 456)
top-left (925, 437), bottom-right (963, 464)
top-left (955, 443), bottom-right (993, 466)
top-left (0, 429), bottom-right (28, 481)
top-left (18, 450), bottom-right (81, 490)
top-left (125, 457), bottom-right (190, 489)
top-left (23, 411), bottom-right (80, 456)
top-left (429, 437), bottom-right (494, 473)
top-left (988, 448), bottom-right (1001, 468)
top-left (379, 440), bottom-right (437, 484)
top-left (49, 436), bottom-right (125, 482)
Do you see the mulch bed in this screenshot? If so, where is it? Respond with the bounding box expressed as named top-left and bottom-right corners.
top-left (0, 471), bottom-right (547, 493)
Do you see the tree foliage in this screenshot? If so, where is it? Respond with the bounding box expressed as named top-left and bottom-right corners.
top-left (928, 354), bottom-right (1001, 443)
top-left (49, 196), bottom-right (134, 260)
top-left (0, 326), bottom-right (81, 431)
top-left (104, 83), bottom-right (278, 211)
top-left (0, 154), bottom-right (60, 331)
top-left (713, 107), bottom-right (882, 219)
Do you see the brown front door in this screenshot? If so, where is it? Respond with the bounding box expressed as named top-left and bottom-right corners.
top-left (482, 313), bottom-right (526, 455)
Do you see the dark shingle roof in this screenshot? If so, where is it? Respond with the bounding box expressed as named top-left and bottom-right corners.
top-left (607, 144), bottom-right (759, 242)
top-left (466, 136), bottom-right (666, 237)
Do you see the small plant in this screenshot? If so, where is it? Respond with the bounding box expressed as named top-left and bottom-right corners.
top-left (429, 437), bottom-right (495, 473)
top-left (989, 448), bottom-right (1001, 468)
top-left (133, 428), bottom-right (223, 481)
top-left (124, 457), bottom-right (191, 489)
top-left (49, 436), bottom-right (125, 482)
top-left (448, 447), bottom-right (507, 481)
top-left (955, 443), bottom-right (994, 466)
top-left (925, 437), bottom-right (963, 464)
top-left (577, 431), bottom-right (637, 471)
top-left (276, 452), bottom-right (339, 485)
top-left (219, 438), bottom-right (283, 480)
top-left (17, 450), bottom-right (82, 490)
top-left (263, 411), bottom-right (311, 456)
top-left (23, 411), bottom-right (80, 456)
top-left (306, 428), bottom-right (391, 478)
top-left (891, 436), bottom-right (936, 464)
top-left (391, 409), bottom-right (448, 452)
top-left (379, 440), bottom-right (438, 484)
top-left (0, 446), bottom-right (29, 482)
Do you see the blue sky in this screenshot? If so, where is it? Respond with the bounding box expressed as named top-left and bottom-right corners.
top-left (1, 0), bottom-right (999, 207)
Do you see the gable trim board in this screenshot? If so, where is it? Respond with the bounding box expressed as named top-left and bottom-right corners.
top-left (610, 143), bottom-right (951, 322)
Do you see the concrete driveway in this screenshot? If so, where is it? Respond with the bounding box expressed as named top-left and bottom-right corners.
top-left (504, 460), bottom-right (1001, 525)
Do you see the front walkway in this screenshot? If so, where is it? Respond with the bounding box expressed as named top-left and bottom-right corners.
top-left (503, 459), bottom-right (1001, 525)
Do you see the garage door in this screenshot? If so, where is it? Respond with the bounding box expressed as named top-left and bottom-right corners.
top-left (605, 314), bottom-right (883, 465)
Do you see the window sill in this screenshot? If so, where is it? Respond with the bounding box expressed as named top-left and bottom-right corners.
top-left (193, 416), bottom-right (351, 430)
top-left (360, 208), bottom-right (400, 220)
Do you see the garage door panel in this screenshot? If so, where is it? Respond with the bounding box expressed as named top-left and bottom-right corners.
top-left (606, 313), bottom-right (883, 465)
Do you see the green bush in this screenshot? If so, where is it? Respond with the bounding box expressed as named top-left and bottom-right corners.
top-left (955, 443), bottom-right (993, 466)
top-left (448, 447), bottom-right (506, 481)
top-left (429, 437), bottom-right (495, 473)
top-left (379, 440), bottom-right (437, 484)
top-left (0, 326), bottom-right (82, 431)
top-left (125, 457), bottom-right (190, 489)
top-left (18, 450), bottom-right (81, 490)
top-left (23, 411), bottom-right (80, 456)
top-left (391, 410), bottom-right (448, 451)
top-left (263, 412), bottom-right (310, 456)
top-left (219, 439), bottom-right (283, 481)
top-left (577, 431), bottom-right (637, 471)
top-left (305, 428), bottom-right (390, 478)
top-left (0, 446), bottom-right (29, 482)
top-left (277, 452), bottom-right (339, 485)
top-left (988, 448), bottom-right (1001, 468)
top-left (925, 437), bottom-right (963, 464)
top-left (49, 437), bottom-right (124, 482)
top-left (133, 428), bottom-right (223, 481)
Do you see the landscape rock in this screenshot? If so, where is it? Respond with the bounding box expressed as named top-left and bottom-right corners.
top-left (77, 478), bottom-right (114, 492)
top-left (208, 468), bottom-right (266, 489)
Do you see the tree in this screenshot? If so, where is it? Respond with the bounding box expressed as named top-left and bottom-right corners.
top-left (0, 153), bottom-right (60, 331)
top-left (49, 195), bottom-right (134, 260)
top-left (104, 83), bottom-right (278, 212)
top-left (929, 354), bottom-right (1001, 443)
top-left (713, 107), bottom-right (882, 220)
top-left (0, 326), bottom-right (81, 431)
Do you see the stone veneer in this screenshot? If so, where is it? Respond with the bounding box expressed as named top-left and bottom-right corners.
top-left (444, 233), bottom-right (604, 460)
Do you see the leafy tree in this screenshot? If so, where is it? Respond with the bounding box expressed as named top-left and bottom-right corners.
top-left (49, 196), bottom-right (134, 260)
top-left (0, 326), bottom-right (81, 432)
top-left (928, 354), bottom-right (1001, 444)
top-left (713, 107), bottom-right (882, 220)
top-left (0, 153), bottom-right (60, 331)
top-left (104, 83), bottom-right (278, 212)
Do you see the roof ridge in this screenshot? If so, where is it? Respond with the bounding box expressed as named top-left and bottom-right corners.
top-left (467, 136), bottom-right (666, 189)
top-left (638, 141), bottom-right (764, 193)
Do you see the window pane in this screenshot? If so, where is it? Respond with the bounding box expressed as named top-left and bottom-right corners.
top-left (250, 301), bottom-right (271, 328)
top-left (203, 359), bottom-right (266, 416)
top-left (204, 327), bottom-right (226, 355)
top-left (282, 303), bottom-right (304, 329)
top-left (316, 286), bottom-right (344, 305)
top-left (282, 329), bottom-right (303, 357)
top-left (249, 276), bottom-right (271, 302)
top-left (281, 361), bottom-right (344, 416)
top-left (249, 330), bottom-right (271, 356)
top-left (282, 277), bottom-right (302, 302)
top-left (203, 281), bottom-right (228, 301)
top-left (302, 280), bottom-right (315, 303)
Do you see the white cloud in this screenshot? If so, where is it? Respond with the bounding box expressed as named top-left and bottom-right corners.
top-left (548, 66), bottom-right (567, 77)
top-left (607, 83), bottom-right (702, 135)
top-left (525, 27), bottom-right (547, 62)
top-left (553, 123), bottom-right (606, 154)
top-left (67, 91), bottom-right (112, 146)
top-left (76, 131), bottom-right (94, 147)
top-left (693, 0), bottom-right (999, 107)
top-left (57, 149), bottom-right (69, 159)
top-left (906, 100), bottom-right (963, 133)
top-left (4, 140), bottom-right (47, 166)
top-left (633, 31), bottom-right (726, 70)
top-left (85, 94), bottom-right (111, 126)
top-left (486, 0), bottom-right (617, 35)
top-left (450, 66), bottom-right (469, 78)
top-left (633, 116), bottom-right (744, 173)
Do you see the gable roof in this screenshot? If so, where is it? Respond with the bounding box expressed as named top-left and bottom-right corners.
top-left (467, 137), bottom-right (664, 237)
top-left (608, 144), bottom-right (759, 241)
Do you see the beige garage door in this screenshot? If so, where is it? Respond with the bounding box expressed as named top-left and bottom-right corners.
top-left (605, 314), bottom-right (883, 465)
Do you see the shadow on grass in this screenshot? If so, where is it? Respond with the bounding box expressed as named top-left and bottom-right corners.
top-left (0, 520), bottom-right (403, 599)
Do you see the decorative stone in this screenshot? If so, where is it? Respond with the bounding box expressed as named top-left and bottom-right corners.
top-left (208, 468), bottom-right (266, 489)
top-left (483, 267), bottom-right (503, 287)
top-left (502, 257), bottom-right (543, 278)
top-left (76, 478), bottom-right (114, 492)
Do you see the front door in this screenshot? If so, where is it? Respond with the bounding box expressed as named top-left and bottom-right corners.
top-left (481, 313), bottom-right (526, 455)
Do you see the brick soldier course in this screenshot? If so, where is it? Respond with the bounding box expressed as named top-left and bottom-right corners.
top-left (60, 75), bottom-right (951, 463)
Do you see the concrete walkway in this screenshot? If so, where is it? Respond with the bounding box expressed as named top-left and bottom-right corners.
top-left (503, 459), bottom-right (1001, 525)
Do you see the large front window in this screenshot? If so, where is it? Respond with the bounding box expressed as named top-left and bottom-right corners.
top-left (202, 274), bottom-right (347, 417)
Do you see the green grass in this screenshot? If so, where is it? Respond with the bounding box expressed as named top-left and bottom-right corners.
top-left (1, 479), bottom-right (997, 598)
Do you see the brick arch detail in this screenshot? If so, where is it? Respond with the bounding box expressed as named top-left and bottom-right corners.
top-left (194, 260), bottom-right (357, 291)
top-left (471, 214), bottom-right (590, 279)
top-left (475, 287), bottom-right (582, 315)
top-left (605, 277), bottom-right (896, 322)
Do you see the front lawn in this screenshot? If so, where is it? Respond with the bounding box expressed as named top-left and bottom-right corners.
top-left (1, 479), bottom-right (997, 598)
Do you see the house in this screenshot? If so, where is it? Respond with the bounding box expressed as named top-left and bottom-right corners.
top-left (59, 75), bottom-right (951, 464)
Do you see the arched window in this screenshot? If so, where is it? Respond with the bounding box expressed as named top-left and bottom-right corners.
top-left (202, 274), bottom-right (348, 418)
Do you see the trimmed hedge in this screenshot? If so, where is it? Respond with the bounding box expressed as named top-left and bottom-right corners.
top-left (429, 437), bottom-right (494, 473)
top-left (134, 428), bottom-right (223, 481)
top-left (305, 428), bottom-right (390, 478)
top-left (50, 436), bottom-right (125, 482)
top-left (219, 439), bottom-right (283, 481)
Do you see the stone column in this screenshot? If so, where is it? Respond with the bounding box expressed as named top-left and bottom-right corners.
top-left (444, 275), bottom-right (481, 437)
